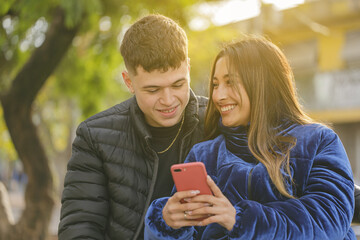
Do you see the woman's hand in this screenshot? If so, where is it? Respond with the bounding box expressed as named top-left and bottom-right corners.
top-left (162, 190), bottom-right (212, 229)
top-left (188, 176), bottom-right (236, 231)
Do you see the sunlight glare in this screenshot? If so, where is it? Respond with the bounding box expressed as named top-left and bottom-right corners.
top-left (263, 0), bottom-right (305, 10)
top-left (211, 0), bottom-right (260, 26)
top-left (190, 0), bottom-right (305, 30)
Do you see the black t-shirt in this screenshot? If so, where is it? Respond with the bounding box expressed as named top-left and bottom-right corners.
top-left (148, 120), bottom-right (183, 203)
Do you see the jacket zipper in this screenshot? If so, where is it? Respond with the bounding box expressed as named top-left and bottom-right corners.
top-left (133, 139), bottom-right (159, 240)
top-left (248, 168), bottom-right (254, 200)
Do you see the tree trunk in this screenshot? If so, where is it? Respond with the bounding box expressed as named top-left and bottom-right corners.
top-left (0, 182), bottom-right (15, 235)
top-left (0, 7), bottom-right (79, 240)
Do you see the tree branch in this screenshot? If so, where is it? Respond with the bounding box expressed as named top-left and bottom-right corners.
top-left (2, 7), bottom-right (80, 107)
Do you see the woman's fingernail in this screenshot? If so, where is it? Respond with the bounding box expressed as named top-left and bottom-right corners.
top-left (183, 198), bottom-right (191, 202)
top-left (190, 190), bottom-right (200, 195)
top-left (185, 211), bottom-right (192, 215)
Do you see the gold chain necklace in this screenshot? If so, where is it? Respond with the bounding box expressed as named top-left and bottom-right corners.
top-left (157, 115), bottom-right (185, 154)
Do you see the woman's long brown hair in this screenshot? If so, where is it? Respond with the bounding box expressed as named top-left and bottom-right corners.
top-left (204, 36), bottom-right (314, 198)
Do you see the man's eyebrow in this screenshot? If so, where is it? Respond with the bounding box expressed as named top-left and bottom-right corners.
top-left (171, 78), bottom-right (187, 84)
top-left (142, 85), bottom-right (160, 89)
top-left (142, 78), bottom-right (187, 89)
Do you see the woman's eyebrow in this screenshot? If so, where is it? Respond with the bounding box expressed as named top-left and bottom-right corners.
top-left (213, 74), bottom-right (230, 81)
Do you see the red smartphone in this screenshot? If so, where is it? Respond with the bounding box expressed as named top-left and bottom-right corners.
top-left (171, 162), bottom-right (212, 196)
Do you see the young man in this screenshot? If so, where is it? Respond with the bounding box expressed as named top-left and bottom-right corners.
top-left (58, 14), bottom-right (207, 239)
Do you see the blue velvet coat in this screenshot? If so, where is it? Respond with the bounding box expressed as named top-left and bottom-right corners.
top-left (144, 123), bottom-right (355, 239)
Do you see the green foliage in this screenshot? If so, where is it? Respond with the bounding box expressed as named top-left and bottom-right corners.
top-left (54, 41), bottom-right (127, 118)
top-left (0, 0), bottom-right (15, 16)
top-left (0, 108), bottom-right (17, 162)
top-left (60, 0), bottom-right (102, 29)
top-left (10, 0), bottom-right (55, 26)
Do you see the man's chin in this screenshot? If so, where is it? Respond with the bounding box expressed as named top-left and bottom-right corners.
top-left (158, 116), bottom-right (183, 128)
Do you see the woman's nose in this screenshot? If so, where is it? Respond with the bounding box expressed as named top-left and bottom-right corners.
top-left (213, 84), bottom-right (228, 101)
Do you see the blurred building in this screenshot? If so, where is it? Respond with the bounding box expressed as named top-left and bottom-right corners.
top-left (227, 0), bottom-right (360, 183)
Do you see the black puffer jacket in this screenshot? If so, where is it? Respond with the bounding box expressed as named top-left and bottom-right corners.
top-left (354, 184), bottom-right (360, 222)
top-left (58, 91), bottom-right (207, 240)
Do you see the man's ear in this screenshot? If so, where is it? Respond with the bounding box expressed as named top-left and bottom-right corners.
top-left (122, 71), bottom-right (135, 94)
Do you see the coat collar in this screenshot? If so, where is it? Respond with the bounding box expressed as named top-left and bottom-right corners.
top-left (219, 121), bottom-right (255, 161)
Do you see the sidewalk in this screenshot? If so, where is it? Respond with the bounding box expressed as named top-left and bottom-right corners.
top-left (353, 223), bottom-right (360, 240)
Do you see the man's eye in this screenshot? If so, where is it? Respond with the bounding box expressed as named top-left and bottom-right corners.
top-left (173, 83), bottom-right (183, 88)
top-left (213, 83), bottom-right (219, 88)
top-left (147, 89), bottom-right (159, 93)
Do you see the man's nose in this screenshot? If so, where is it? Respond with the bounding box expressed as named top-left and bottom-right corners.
top-left (160, 88), bottom-right (173, 105)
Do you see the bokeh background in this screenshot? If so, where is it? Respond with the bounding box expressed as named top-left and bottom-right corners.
top-left (1, 0), bottom-right (359, 239)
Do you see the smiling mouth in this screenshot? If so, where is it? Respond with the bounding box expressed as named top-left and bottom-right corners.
top-left (220, 104), bottom-right (236, 112)
top-left (159, 107), bottom-right (177, 113)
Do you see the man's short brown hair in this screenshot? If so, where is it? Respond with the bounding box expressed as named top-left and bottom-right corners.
top-left (120, 14), bottom-right (188, 75)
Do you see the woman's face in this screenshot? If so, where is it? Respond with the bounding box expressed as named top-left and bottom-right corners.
top-left (212, 57), bottom-right (250, 127)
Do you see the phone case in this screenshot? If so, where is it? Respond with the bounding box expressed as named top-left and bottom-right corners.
top-left (171, 162), bottom-right (212, 195)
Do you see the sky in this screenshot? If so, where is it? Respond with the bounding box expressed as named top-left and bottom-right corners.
top-left (190, 0), bottom-right (305, 30)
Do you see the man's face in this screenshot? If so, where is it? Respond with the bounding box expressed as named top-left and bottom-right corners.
top-left (122, 61), bottom-right (190, 127)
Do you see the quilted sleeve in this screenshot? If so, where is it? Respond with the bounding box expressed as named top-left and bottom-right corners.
top-left (353, 184), bottom-right (360, 222)
top-left (227, 129), bottom-right (355, 239)
top-left (58, 122), bottom-right (109, 240)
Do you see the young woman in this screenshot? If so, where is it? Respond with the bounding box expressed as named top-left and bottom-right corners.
top-left (144, 37), bottom-right (355, 239)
